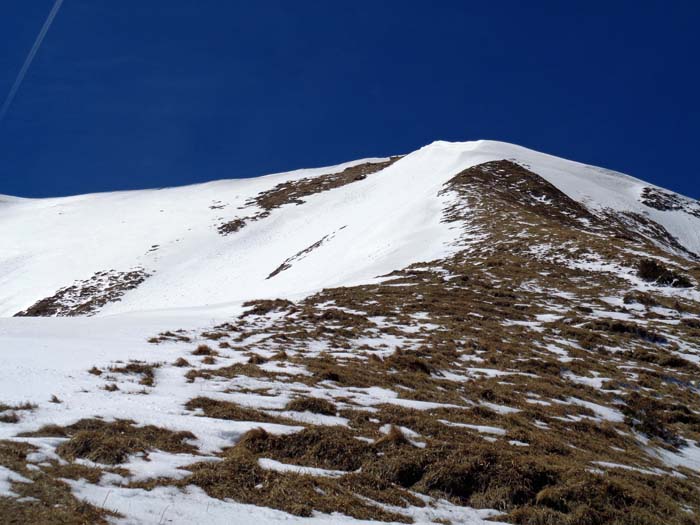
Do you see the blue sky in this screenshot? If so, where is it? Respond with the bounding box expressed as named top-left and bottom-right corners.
top-left (0, 1), bottom-right (698, 198)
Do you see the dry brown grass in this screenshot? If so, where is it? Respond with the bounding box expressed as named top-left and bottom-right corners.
top-left (136, 160), bottom-right (700, 522)
top-left (192, 344), bottom-right (217, 356)
top-left (108, 361), bottom-right (160, 387)
top-left (14, 268), bottom-right (150, 318)
top-left (285, 397), bottom-right (337, 415)
top-left (235, 425), bottom-right (373, 471)
top-left (0, 402), bottom-right (36, 424)
top-left (241, 299), bottom-right (296, 317)
top-left (638, 258), bottom-right (693, 288)
top-left (217, 217), bottom-right (246, 235)
top-left (374, 425), bottom-right (410, 447)
top-left (0, 412), bottom-right (20, 424)
top-left (183, 447), bottom-right (411, 522)
top-left (185, 397), bottom-right (294, 425)
top-left (202, 331), bottom-right (227, 340)
top-left (0, 402), bottom-right (36, 412)
top-left (148, 330), bottom-right (192, 344)
top-left (179, 410), bottom-right (700, 524)
top-left (0, 440), bottom-right (118, 523)
top-left (247, 353), bottom-right (268, 365)
top-left (185, 362), bottom-right (281, 383)
top-left (173, 357), bottom-right (190, 367)
top-left (24, 419), bottom-right (197, 465)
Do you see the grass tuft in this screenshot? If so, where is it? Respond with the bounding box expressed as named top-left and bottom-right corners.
top-left (285, 397), bottom-right (336, 415)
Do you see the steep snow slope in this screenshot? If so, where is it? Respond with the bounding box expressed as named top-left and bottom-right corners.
top-left (1, 140), bottom-right (698, 318)
top-left (0, 155), bottom-right (452, 317)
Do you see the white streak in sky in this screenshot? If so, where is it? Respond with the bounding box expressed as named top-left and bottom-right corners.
top-left (0, 0), bottom-right (65, 122)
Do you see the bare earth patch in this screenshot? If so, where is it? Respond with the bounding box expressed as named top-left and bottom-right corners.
top-left (217, 157), bottom-right (401, 235)
top-left (14, 268), bottom-right (151, 317)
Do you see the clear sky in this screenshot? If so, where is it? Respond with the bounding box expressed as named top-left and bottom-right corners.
top-left (0, 1), bottom-right (698, 199)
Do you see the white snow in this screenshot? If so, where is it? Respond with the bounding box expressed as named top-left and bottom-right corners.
top-left (0, 314), bottom-right (303, 455)
top-left (258, 458), bottom-right (349, 478)
top-left (438, 420), bottom-right (507, 436)
top-left (563, 371), bottom-right (608, 389)
top-left (68, 481), bottom-right (507, 525)
top-left (592, 461), bottom-right (663, 476)
top-left (120, 451), bottom-right (220, 482)
top-left (0, 465), bottom-right (31, 497)
top-left (650, 441), bottom-right (700, 473)
top-left (0, 151), bottom-right (460, 317)
top-left (378, 424), bottom-right (426, 447)
top-left (565, 397), bottom-right (624, 423)
top-left (480, 402), bottom-right (521, 415)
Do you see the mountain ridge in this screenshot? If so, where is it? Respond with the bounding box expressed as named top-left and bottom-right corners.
top-left (1, 140), bottom-right (699, 319)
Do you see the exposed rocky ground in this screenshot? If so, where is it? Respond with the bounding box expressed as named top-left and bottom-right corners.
top-left (14, 269), bottom-right (150, 317)
top-left (641, 187), bottom-right (700, 218)
top-left (217, 157), bottom-right (401, 235)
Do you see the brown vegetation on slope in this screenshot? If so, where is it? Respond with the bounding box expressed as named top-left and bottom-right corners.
top-left (4, 159), bottom-right (700, 523)
top-left (217, 157), bottom-right (401, 235)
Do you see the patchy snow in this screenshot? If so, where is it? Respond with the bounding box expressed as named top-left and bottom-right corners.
top-left (544, 343), bottom-right (572, 362)
top-left (536, 314), bottom-right (563, 322)
top-left (563, 371), bottom-right (608, 389)
top-left (119, 451), bottom-right (220, 482)
top-left (464, 368), bottom-right (513, 378)
top-left (378, 424), bottom-right (426, 448)
top-left (339, 386), bottom-right (462, 411)
top-left (566, 397), bottom-right (624, 423)
top-left (2, 139), bottom-right (700, 522)
top-left (358, 493), bottom-right (507, 525)
top-left (0, 313), bottom-right (303, 456)
top-left (438, 420), bottom-right (507, 436)
top-left (592, 461), bottom-right (664, 476)
top-left (480, 402), bottom-right (521, 415)
top-left (650, 441), bottom-right (700, 473)
top-left (258, 458), bottom-right (349, 478)
top-left (0, 465), bottom-right (31, 497)
top-left (271, 410), bottom-right (349, 427)
top-left (68, 481), bottom-right (507, 525)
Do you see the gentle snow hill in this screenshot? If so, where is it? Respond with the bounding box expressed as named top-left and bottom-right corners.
top-left (1, 140), bottom-right (698, 318)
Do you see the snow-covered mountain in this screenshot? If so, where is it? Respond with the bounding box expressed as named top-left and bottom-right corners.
top-left (1, 140), bottom-right (699, 524)
top-left (2, 140), bottom-right (698, 318)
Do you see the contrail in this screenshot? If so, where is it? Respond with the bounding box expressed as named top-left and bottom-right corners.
top-left (0, 0), bottom-right (65, 122)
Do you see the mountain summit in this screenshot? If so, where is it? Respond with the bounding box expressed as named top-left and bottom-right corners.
top-left (1, 141), bottom-right (699, 524)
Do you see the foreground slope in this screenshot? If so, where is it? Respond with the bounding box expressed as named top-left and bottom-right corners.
top-left (1, 141), bottom-right (700, 524)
